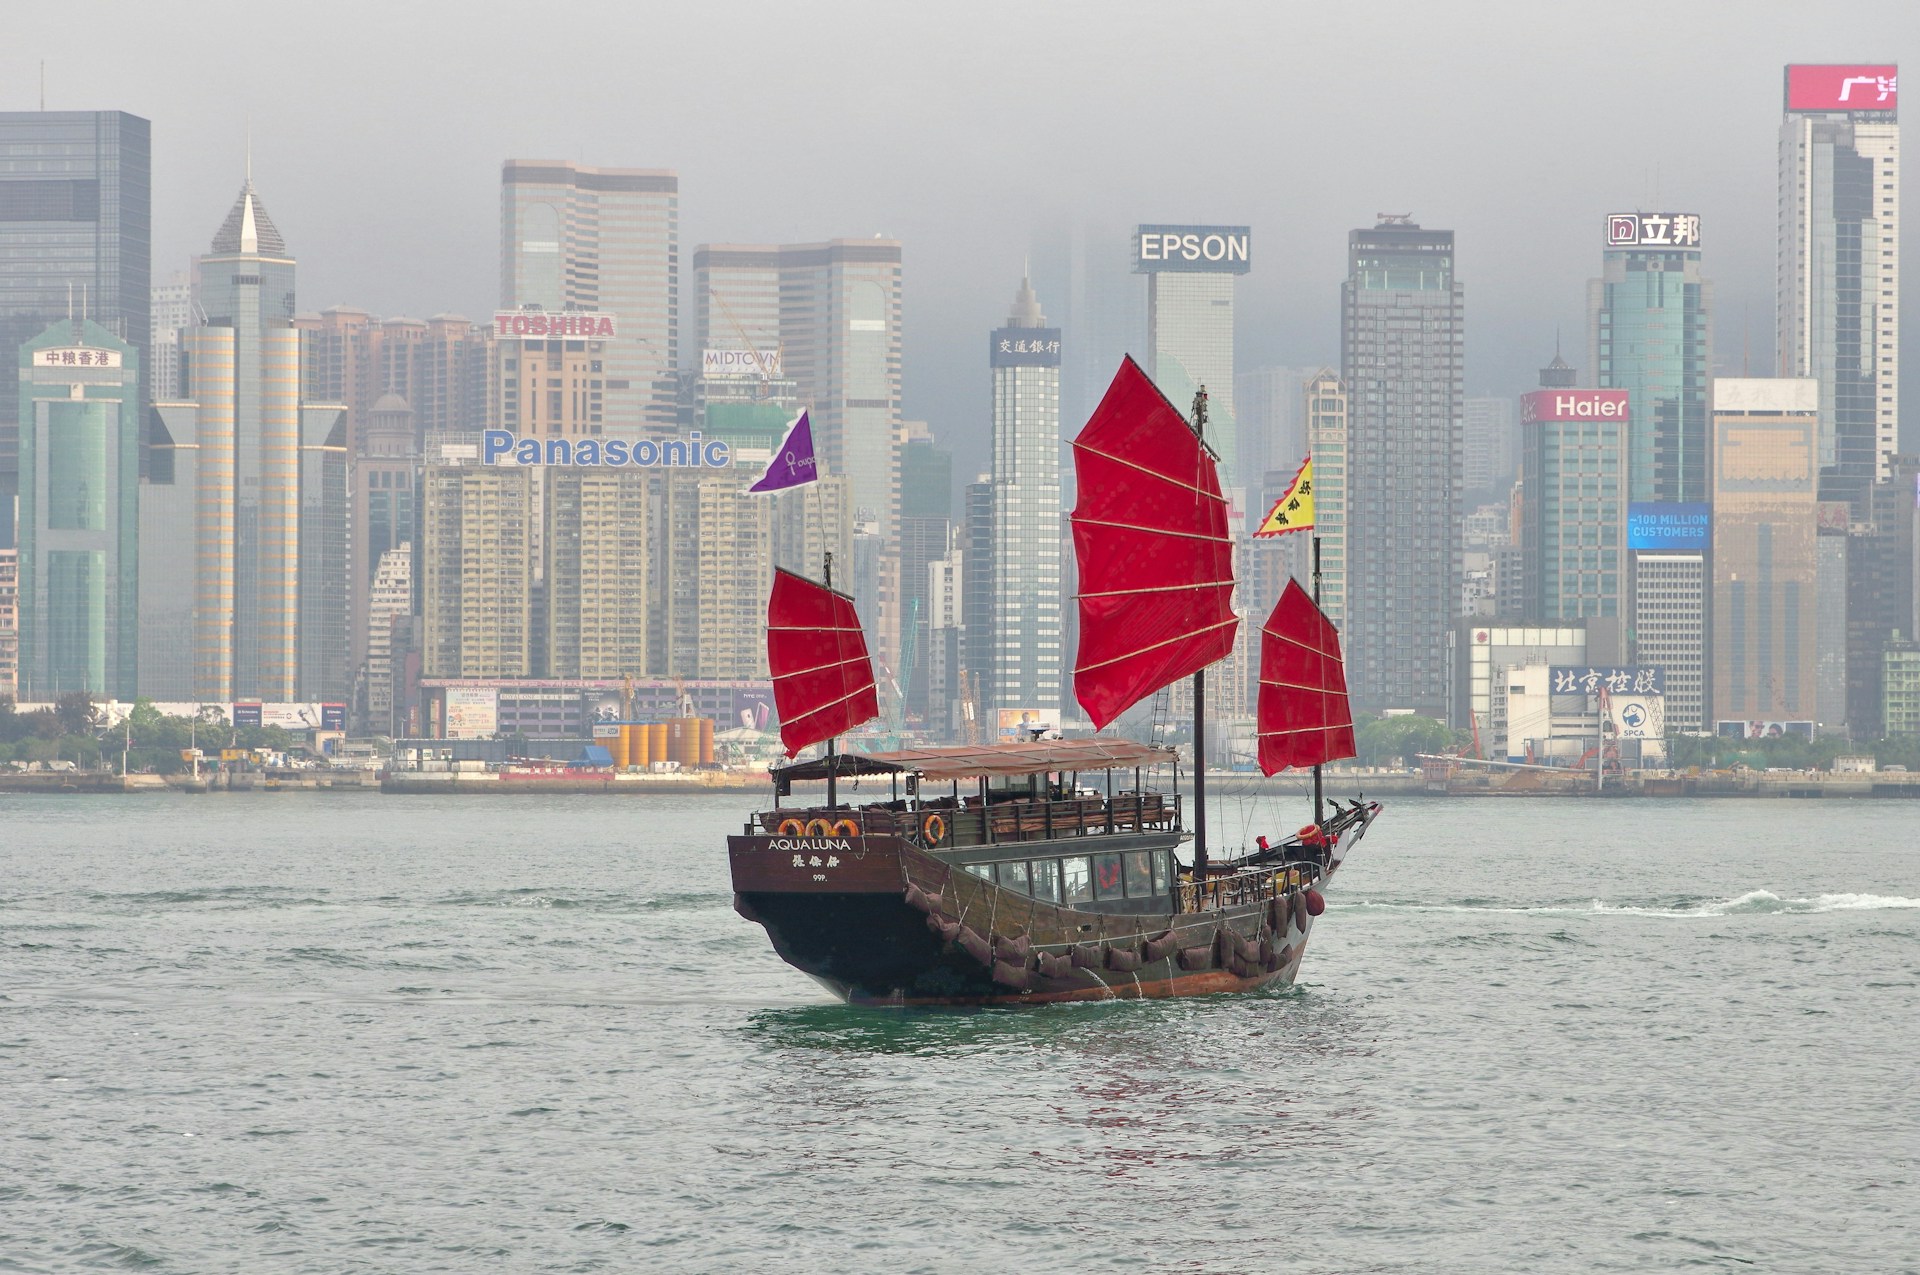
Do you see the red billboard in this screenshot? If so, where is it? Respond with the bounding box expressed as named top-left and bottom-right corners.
top-left (1521, 390), bottom-right (1629, 424)
top-left (1786, 65), bottom-right (1897, 113)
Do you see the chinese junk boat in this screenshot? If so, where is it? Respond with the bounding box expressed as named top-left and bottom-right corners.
top-left (727, 357), bottom-right (1381, 1004)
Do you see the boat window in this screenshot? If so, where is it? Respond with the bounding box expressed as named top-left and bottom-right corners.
top-left (1062, 856), bottom-right (1093, 904)
top-left (1031, 859), bottom-right (1061, 903)
top-left (995, 861), bottom-right (1031, 896)
top-left (965, 864), bottom-right (993, 881)
top-left (1151, 851), bottom-right (1171, 895)
top-left (1124, 850), bottom-right (1154, 897)
top-left (1093, 853), bottom-right (1125, 900)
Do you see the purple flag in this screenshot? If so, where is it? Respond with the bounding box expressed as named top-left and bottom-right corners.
top-left (748, 410), bottom-right (819, 494)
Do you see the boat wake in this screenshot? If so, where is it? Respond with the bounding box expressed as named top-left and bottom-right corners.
top-left (1347, 890), bottom-right (1920, 918)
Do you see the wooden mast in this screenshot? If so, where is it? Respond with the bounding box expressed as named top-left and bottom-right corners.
top-left (1191, 386), bottom-right (1210, 877)
top-left (1311, 533), bottom-right (1324, 829)
top-left (824, 551), bottom-right (838, 810)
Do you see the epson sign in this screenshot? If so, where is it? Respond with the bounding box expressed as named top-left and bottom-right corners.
top-left (1135, 225), bottom-right (1252, 275)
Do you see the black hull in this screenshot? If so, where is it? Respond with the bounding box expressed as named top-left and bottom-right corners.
top-left (728, 834), bottom-right (1337, 1006)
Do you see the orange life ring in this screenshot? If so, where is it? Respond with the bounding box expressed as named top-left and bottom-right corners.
top-left (804, 818), bottom-right (835, 837)
top-left (1298, 823), bottom-right (1323, 845)
top-left (776, 817), bottom-right (806, 836)
top-left (831, 818), bottom-right (860, 838)
top-left (922, 813), bottom-right (948, 844)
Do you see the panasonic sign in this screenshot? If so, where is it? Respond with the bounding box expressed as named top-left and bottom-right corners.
top-left (482, 429), bottom-right (732, 469)
top-left (1135, 225), bottom-right (1252, 275)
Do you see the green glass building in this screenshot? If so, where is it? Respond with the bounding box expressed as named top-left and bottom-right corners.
top-left (1587, 214), bottom-right (1712, 504)
top-left (16, 318), bottom-right (139, 698)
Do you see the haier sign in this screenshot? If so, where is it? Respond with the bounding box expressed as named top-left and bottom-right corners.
top-left (1135, 225), bottom-right (1251, 274)
top-left (1627, 502), bottom-right (1711, 551)
top-left (1520, 389), bottom-right (1629, 423)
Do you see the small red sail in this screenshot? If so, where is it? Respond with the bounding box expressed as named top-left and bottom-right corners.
top-left (1071, 356), bottom-right (1238, 730)
top-left (767, 568), bottom-right (879, 759)
top-left (1257, 579), bottom-right (1356, 774)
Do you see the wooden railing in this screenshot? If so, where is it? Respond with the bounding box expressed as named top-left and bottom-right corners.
top-left (753, 790), bottom-right (1182, 846)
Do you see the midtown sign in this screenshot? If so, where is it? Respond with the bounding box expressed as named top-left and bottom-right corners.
top-left (482, 429), bottom-right (732, 468)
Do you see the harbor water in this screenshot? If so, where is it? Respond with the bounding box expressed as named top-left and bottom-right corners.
top-left (2, 792), bottom-right (1914, 1273)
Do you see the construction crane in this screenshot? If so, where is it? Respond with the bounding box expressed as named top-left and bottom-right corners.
top-left (706, 286), bottom-right (781, 394)
top-left (957, 668), bottom-right (981, 746)
top-left (891, 597), bottom-right (920, 741)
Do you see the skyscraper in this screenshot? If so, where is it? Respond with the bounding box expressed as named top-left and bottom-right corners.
top-left (0, 111), bottom-right (150, 549)
top-left (1519, 388), bottom-right (1629, 625)
top-left (1588, 211), bottom-right (1711, 504)
top-left (988, 278), bottom-right (1063, 714)
top-left (500, 160), bottom-right (678, 441)
top-left (421, 457), bottom-right (533, 679)
top-left (296, 307), bottom-right (490, 444)
top-left (1136, 225), bottom-right (1249, 497)
top-left (347, 393), bottom-right (418, 723)
top-left (15, 320), bottom-right (140, 699)
top-left (187, 178), bottom-right (294, 700)
top-left (183, 175), bottom-right (348, 702)
top-left (899, 422), bottom-right (953, 719)
top-left (1462, 396), bottom-right (1519, 495)
top-left (150, 271), bottom-right (192, 403)
top-left (1711, 378), bottom-right (1821, 727)
top-left (1341, 216), bottom-right (1464, 716)
top-left (1778, 64), bottom-right (1899, 517)
top-left (1305, 370), bottom-right (1349, 634)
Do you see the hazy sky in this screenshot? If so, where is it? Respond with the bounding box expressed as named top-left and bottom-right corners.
top-left (12, 0), bottom-right (1918, 469)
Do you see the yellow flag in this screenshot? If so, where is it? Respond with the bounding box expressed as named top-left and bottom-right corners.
top-left (1254, 455), bottom-right (1314, 537)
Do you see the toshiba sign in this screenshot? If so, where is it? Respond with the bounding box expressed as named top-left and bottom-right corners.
top-left (1786, 64), bottom-right (1897, 113)
top-left (493, 311), bottom-right (617, 340)
top-left (1521, 390), bottom-right (1629, 424)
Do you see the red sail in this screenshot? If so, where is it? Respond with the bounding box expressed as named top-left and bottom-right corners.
top-left (1071, 356), bottom-right (1238, 730)
top-left (767, 568), bottom-right (879, 759)
top-left (1257, 579), bottom-right (1356, 774)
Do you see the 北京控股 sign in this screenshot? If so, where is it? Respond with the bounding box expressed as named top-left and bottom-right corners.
top-left (1605, 213), bottom-right (1701, 248)
top-left (1135, 225), bottom-right (1251, 274)
top-left (1521, 389), bottom-right (1629, 424)
top-left (493, 311), bottom-right (616, 340)
top-left (1786, 64), bottom-right (1897, 113)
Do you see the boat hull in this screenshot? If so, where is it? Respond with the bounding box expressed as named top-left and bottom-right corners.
top-left (729, 832), bottom-right (1316, 1006)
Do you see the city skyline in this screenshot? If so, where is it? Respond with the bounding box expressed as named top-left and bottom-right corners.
top-left (11, 3), bottom-right (1915, 492)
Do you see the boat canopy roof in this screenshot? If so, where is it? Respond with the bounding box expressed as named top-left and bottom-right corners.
top-left (775, 738), bottom-right (1164, 786)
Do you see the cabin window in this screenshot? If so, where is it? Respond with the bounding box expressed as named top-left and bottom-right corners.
top-left (965, 864), bottom-right (993, 881)
top-left (1062, 856), bottom-right (1093, 904)
top-left (1093, 853), bottom-right (1125, 900)
top-left (1151, 851), bottom-right (1171, 895)
top-left (996, 861), bottom-right (1031, 896)
top-left (1124, 851), bottom-right (1154, 897)
top-left (1031, 859), bottom-right (1061, 903)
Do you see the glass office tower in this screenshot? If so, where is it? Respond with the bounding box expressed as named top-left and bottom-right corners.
top-left (0, 111), bottom-right (150, 550)
top-left (16, 319), bottom-right (139, 698)
top-left (1340, 217), bottom-right (1465, 716)
top-left (1588, 212), bottom-right (1711, 504)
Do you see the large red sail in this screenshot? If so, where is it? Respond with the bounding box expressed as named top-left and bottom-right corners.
top-left (1257, 579), bottom-right (1356, 774)
top-left (1071, 356), bottom-right (1238, 730)
top-left (767, 568), bottom-right (879, 758)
